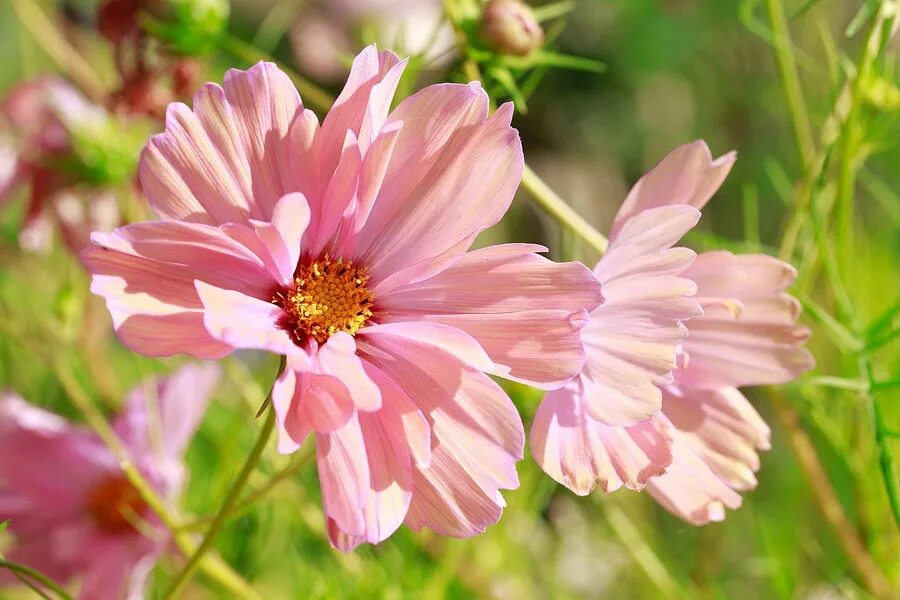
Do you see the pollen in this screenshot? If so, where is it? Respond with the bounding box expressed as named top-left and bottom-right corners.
top-left (86, 475), bottom-right (148, 534)
top-left (273, 255), bottom-right (374, 345)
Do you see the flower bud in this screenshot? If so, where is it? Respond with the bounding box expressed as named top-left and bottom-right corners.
top-left (480, 0), bottom-right (544, 57)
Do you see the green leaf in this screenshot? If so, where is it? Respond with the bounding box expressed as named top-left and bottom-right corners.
top-left (501, 50), bottom-right (605, 73)
top-left (488, 67), bottom-right (528, 112)
top-left (865, 296), bottom-right (900, 339)
top-left (532, 0), bottom-right (575, 23)
top-left (845, 0), bottom-right (879, 38)
top-left (0, 520), bottom-right (8, 535)
top-left (799, 376), bottom-right (869, 392)
top-left (790, 0), bottom-right (826, 20)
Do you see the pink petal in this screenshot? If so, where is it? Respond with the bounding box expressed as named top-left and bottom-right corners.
top-left (582, 205), bottom-right (702, 425)
top-left (114, 363), bottom-right (220, 495)
top-left (83, 220), bottom-right (283, 358)
top-left (530, 380), bottom-right (672, 495)
top-left (271, 366), bottom-right (311, 454)
top-left (267, 192), bottom-right (312, 281)
top-left (195, 282), bottom-right (307, 359)
top-left (0, 395), bottom-right (112, 512)
top-left (362, 335), bottom-right (524, 530)
top-left (662, 386), bottom-right (770, 492)
top-left (678, 251), bottom-right (814, 388)
top-left (404, 443), bottom-right (506, 538)
top-left (307, 131), bottom-right (362, 256)
top-left (79, 537), bottom-right (155, 600)
top-left (317, 46), bottom-right (404, 179)
top-left (139, 62), bottom-right (307, 224)
top-left (314, 332), bottom-right (381, 412)
top-left (317, 414), bottom-right (370, 538)
top-left (327, 408), bottom-right (414, 551)
top-left (378, 243), bottom-right (602, 388)
top-left (0, 138), bottom-right (22, 205)
top-left (647, 419), bottom-right (744, 524)
top-left (363, 362), bottom-right (431, 469)
top-left (610, 140), bottom-right (736, 239)
top-left (355, 87), bottom-right (523, 282)
top-left (360, 321), bottom-right (495, 372)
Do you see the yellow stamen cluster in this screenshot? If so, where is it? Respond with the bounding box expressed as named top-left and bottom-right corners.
top-left (274, 255), bottom-right (374, 345)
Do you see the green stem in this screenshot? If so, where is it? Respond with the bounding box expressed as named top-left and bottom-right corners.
top-left (600, 505), bottom-right (686, 598)
top-left (9, 0), bottom-right (109, 102)
top-left (163, 408), bottom-right (276, 599)
top-left (765, 0), bottom-right (814, 163)
top-left (180, 446), bottom-right (314, 532)
top-left (835, 7), bottom-right (890, 277)
top-left (521, 165), bottom-right (609, 255)
top-left (0, 559), bottom-right (73, 600)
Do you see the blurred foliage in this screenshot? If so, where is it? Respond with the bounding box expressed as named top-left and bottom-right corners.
top-left (0, 0), bottom-right (899, 599)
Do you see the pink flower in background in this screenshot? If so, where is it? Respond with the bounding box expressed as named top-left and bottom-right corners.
top-left (0, 363), bottom-right (218, 599)
top-left (290, 0), bottom-right (453, 81)
top-left (0, 78), bottom-right (118, 253)
top-left (531, 141), bottom-right (814, 522)
top-left (82, 46), bottom-right (603, 549)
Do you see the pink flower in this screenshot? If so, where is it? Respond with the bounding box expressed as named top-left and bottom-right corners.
top-left (531, 141), bottom-right (814, 522)
top-left (82, 46), bottom-right (603, 549)
top-left (0, 363), bottom-right (218, 599)
top-left (291, 1), bottom-right (453, 81)
top-left (0, 78), bottom-right (116, 253)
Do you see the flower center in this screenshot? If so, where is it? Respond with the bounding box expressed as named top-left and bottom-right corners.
top-left (86, 475), bottom-right (148, 534)
top-left (273, 255), bottom-right (374, 345)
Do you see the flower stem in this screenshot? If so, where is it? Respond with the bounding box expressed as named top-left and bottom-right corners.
top-left (9, 0), bottom-right (109, 102)
top-left (0, 559), bottom-right (73, 600)
top-left (765, 0), bottom-right (814, 164)
top-left (835, 6), bottom-right (892, 277)
top-left (521, 164), bottom-right (609, 255)
top-left (179, 445), bottom-right (314, 532)
top-left (770, 392), bottom-right (890, 598)
top-left (162, 407), bottom-right (276, 599)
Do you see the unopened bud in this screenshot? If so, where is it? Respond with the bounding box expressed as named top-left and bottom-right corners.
top-left (480, 0), bottom-right (544, 57)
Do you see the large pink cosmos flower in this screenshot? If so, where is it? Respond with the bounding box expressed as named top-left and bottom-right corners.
top-left (82, 46), bottom-right (603, 549)
top-left (0, 363), bottom-right (218, 599)
top-left (531, 141), bottom-right (814, 523)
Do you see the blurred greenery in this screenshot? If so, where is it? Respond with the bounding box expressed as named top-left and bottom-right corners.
top-left (1, 0), bottom-right (899, 598)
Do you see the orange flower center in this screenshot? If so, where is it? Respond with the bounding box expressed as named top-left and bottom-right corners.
top-left (273, 255), bottom-right (374, 345)
top-left (86, 475), bottom-right (148, 534)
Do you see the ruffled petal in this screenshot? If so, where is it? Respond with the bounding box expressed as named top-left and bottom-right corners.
top-left (530, 379), bottom-right (672, 495)
top-left (326, 404), bottom-right (415, 551)
top-left (610, 140), bottom-right (735, 239)
top-left (360, 321), bottom-right (494, 372)
top-left (355, 87), bottom-right (523, 282)
top-left (139, 62), bottom-right (307, 224)
top-left (378, 244), bottom-right (603, 388)
top-left (317, 414), bottom-right (370, 538)
top-left (678, 251), bottom-right (814, 388)
top-left (317, 46), bottom-right (405, 178)
top-left (361, 334), bottom-right (523, 536)
top-left (195, 282), bottom-right (307, 359)
top-left (314, 332), bottom-right (381, 412)
top-left (581, 205), bottom-right (702, 425)
top-left (662, 386), bottom-right (770, 492)
top-left (83, 220), bottom-right (284, 358)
